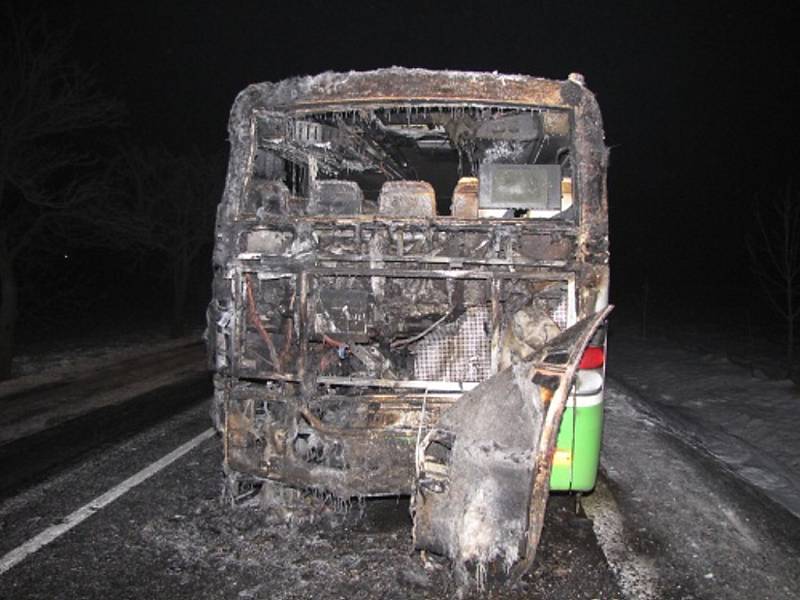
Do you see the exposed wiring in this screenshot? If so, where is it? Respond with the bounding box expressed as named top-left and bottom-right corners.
top-left (244, 273), bottom-right (281, 371)
top-left (391, 311), bottom-right (451, 348)
top-left (319, 334), bottom-right (348, 372)
top-left (414, 388), bottom-right (430, 477)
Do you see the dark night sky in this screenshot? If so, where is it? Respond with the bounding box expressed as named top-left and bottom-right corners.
top-left (46, 1), bottom-right (800, 300)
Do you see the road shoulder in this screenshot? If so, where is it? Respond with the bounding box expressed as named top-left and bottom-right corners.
top-left (585, 382), bottom-right (800, 600)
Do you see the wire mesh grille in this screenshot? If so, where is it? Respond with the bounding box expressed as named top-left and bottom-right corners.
top-left (550, 295), bottom-right (568, 329)
top-left (411, 291), bottom-right (569, 383)
top-left (413, 307), bottom-right (491, 382)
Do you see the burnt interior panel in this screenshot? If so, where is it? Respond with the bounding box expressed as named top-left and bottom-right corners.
top-left (249, 105), bottom-right (573, 217)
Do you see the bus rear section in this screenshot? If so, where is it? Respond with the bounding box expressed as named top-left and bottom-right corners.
top-left (207, 68), bottom-right (610, 587)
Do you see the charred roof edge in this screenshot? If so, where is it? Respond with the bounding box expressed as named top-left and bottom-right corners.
top-left (227, 68), bottom-right (598, 127)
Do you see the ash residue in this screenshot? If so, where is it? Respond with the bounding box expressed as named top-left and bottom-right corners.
top-left (141, 496), bottom-right (447, 600)
top-left (139, 490), bottom-right (621, 600)
top-left (0, 427), bottom-right (620, 600)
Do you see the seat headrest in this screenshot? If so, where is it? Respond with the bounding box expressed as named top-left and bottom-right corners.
top-left (308, 180), bottom-right (364, 215)
top-left (450, 177), bottom-right (479, 218)
top-left (378, 181), bottom-right (436, 217)
top-left (246, 180), bottom-right (289, 216)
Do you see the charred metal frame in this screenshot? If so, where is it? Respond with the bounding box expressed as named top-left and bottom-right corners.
top-left (207, 68), bottom-right (609, 585)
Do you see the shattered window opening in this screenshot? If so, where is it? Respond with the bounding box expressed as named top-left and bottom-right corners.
top-left (245, 103), bottom-right (575, 220)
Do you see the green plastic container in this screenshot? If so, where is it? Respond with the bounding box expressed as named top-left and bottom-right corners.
top-left (549, 398), bottom-right (604, 491)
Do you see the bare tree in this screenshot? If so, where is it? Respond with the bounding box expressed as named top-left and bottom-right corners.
top-left (747, 181), bottom-right (800, 377)
top-left (0, 10), bottom-right (123, 379)
top-left (97, 146), bottom-right (221, 338)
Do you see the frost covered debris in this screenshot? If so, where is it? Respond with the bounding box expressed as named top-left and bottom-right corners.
top-left (609, 333), bottom-right (800, 518)
top-left (207, 68), bottom-right (610, 587)
top-left (413, 363), bottom-right (541, 587)
top-left (134, 477), bottom-right (622, 600)
top-left (412, 311), bottom-right (610, 589)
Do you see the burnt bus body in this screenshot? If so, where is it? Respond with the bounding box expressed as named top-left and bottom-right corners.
top-left (207, 69), bottom-right (609, 583)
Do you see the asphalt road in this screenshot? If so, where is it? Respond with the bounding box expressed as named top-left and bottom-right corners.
top-left (2, 369), bottom-right (798, 599)
top-left (589, 376), bottom-right (800, 600)
top-left (0, 375), bottom-right (623, 600)
top-left (0, 372), bottom-right (211, 498)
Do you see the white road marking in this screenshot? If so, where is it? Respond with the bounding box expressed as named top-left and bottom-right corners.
top-left (0, 427), bottom-right (215, 576)
top-left (583, 476), bottom-right (661, 600)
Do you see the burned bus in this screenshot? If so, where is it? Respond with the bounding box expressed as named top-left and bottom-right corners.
top-left (206, 68), bottom-right (610, 586)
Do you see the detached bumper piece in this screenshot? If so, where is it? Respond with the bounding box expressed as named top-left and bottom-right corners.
top-left (411, 308), bottom-right (611, 591)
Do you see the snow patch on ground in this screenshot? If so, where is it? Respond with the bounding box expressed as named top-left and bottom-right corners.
top-left (586, 479), bottom-right (660, 600)
top-left (609, 332), bottom-right (800, 518)
top-left (586, 383), bottom-right (800, 600)
top-left (1, 328), bottom-right (204, 397)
